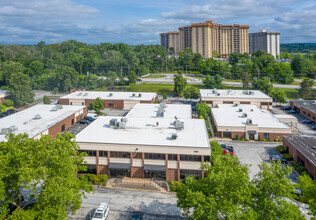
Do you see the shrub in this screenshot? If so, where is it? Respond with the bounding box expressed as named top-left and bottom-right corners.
top-left (235, 134), bottom-right (239, 140)
top-left (290, 161), bottom-right (308, 175)
top-left (282, 153), bottom-right (293, 161)
top-left (2, 99), bottom-right (14, 107)
top-left (43, 95), bottom-right (51, 104)
top-left (79, 175), bottom-right (89, 182)
top-left (88, 174), bottom-right (97, 182)
top-left (163, 93), bottom-right (167, 99)
top-left (98, 174), bottom-right (108, 182)
top-left (169, 180), bottom-right (182, 192)
top-left (52, 87), bottom-right (59, 94)
top-left (199, 115), bottom-right (204, 119)
top-left (276, 145), bottom-right (286, 153)
top-left (258, 136), bottom-right (261, 141)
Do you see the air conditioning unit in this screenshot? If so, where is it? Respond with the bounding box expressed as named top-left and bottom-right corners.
top-left (242, 113), bottom-right (247, 118)
top-left (246, 119), bottom-right (253, 124)
top-left (138, 93), bottom-right (142, 97)
top-left (115, 122), bottom-right (126, 129)
top-left (175, 121), bottom-right (184, 130)
top-left (110, 118), bottom-right (117, 126)
top-left (238, 108), bottom-right (243, 112)
top-left (171, 133), bottom-right (178, 140)
top-left (33, 114), bottom-right (41, 120)
top-left (156, 111), bottom-right (164, 117)
top-left (121, 118), bottom-right (128, 123)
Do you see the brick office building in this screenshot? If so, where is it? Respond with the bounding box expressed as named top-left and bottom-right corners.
top-left (76, 114), bottom-right (210, 181)
top-left (290, 100), bottom-right (316, 123)
top-left (200, 89), bottom-right (273, 110)
top-left (59, 91), bottom-right (157, 110)
top-left (0, 104), bottom-right (87, 142)
top-left (211, 104), bottom-right (291, 140)
top-left (283, 135), bottom-right (316, 179)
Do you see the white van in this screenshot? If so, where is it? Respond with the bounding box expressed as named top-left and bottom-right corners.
top-left (92, 202), bottom-right (109, 220)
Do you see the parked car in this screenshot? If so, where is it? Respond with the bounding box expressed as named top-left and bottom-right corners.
top-left (269, 155), bottom-right (287, 163)
top-left (84, 116), bottom-right (96, 122)
top-left (79, 119), bottom-right (90, 124)
top-left (220, 144), bottom-right (226, 149)
top-left (92, 202), bottom-right (109, 220)
top-left (312, 125), bottom-right (316, 130)
top-left (282, 106), bottom-right (291, 111)
top-left (302, 119), bottom-right (314, 124)
top-left (222, 148), bottom-right (234, 156)
top-left (130, 212), bottom-right (142, 220)
top-left (0, 111), bottom-right (9, 118)
top-left (226, 145), bottom-right (234, 153)
top-left (289, 110), bottom-right (296, 114)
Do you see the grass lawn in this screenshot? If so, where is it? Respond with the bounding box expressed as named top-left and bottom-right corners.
top-left (143, 74), bottom-right (167, 78)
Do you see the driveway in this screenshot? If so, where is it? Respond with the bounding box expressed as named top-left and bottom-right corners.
top-left (69, 187), bottom-right (185, 220)
top-left (217, 140), bottom-right (299, 182)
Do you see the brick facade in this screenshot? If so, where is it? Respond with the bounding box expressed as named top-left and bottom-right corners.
top-left (217, 131), bottom-right (290, 140)
top-left (58, 99), bottom-right (69, 105)
top-left (0, 97), bottom-right (3, 104)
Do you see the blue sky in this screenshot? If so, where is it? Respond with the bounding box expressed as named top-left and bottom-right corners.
top-left (0, 0), bottom-right (315, 45)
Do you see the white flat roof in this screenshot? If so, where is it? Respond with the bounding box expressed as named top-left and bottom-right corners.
top-left (60, 91), bottom-right (157, 101)
top-left (75, 116), bottom-right (210, 148)
top-left (200, 89), bottom-right (272, 99)
top-left (0, 105), bottom-right (85, 142)
top-left (274, 114), bottom-right (297, 119)
top-left (212, 104), bottom-right (289, 129)
top-left (126, 104), bottom-right (192, 119)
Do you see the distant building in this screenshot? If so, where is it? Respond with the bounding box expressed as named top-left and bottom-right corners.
top-left (160, 31), bottom-right (180, 54)
top-left (249, 30), bottom-right (280, 57)
top-left (0, 90), bottom-right (7, 104)
top-left (0, 104), bottom-right (87, 142)
top-left (211, 104), bottom-right (291, 140)
top-left (179, 20), bottom-right (249, 58)
top-left (290, 100), bottom-right (316, 123)
top-left (200, 89), bottom-right (273, 110)
top-left (283, 135), bottom-right (316, 179)
top-left (59, 91), bottom-right (157, 110)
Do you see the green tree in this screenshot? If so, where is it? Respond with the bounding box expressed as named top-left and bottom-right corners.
top-left (252, 77), bottom-right (272, 94)
top-left (7, 72), bottom-right (34, 107)
top-left (242, 73), bottom-right (251, 89)
top-left (183, 87), bottom-right (199, 100)
top-left (27, 60), bottom-right (44, 77)
top-left (2, 99), bottom-right (14, 107)
top-left (299, 79), bottom-right (314, 99)
top-left (53, 66), bottom-right (79, 92)
top-left (128, 70), bottom-right (137, 84)
top-left (0, 133), bottom-right (93, 219)
top-left (291, 55), bottom-right (308, 76)
top-left (88, 97), bottom-right (104, 115)
top-left (298, 174), bottom-right (316, 216)
top-left (163, 92), bottom-right (167, 99)
top-left (270, 89), bottom-right (286, 103)
top-left (203, 74), bottom-right (223, 89)
top-left (176, 151), bottom-right (304, 219)
top-left (43, 95), bottom-right (51, 104)
top-left (173, 73), bottom-right (187, 96)
top-left (195, 102), bottom-right (210, 118)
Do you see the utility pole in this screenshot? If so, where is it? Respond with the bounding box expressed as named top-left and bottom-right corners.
top-left (165, 54), bottom-right (168, 72)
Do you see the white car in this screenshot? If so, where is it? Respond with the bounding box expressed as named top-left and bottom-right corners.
top-left (92, 202), bottom-right (109, 220)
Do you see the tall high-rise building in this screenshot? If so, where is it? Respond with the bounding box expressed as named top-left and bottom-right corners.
top-left (160, 31), bottom-right (180, 54)
top-left (249, 30), bottom-right (280, 58)
top-left (178, 21), bottom-right (249, 58)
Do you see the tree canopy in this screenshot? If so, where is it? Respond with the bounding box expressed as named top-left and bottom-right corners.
top-left (173, 73), bottom-right (187, 96)
top-left (88, 97), bottom-right (104, 115)
top-left (0, 133), bottom-right (93, 219)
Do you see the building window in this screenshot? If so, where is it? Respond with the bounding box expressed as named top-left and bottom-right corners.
top-left (108, 103), bottom-right (115, 107)
top-left (308, 113), bottom-right (311, 117)
top-left (110, 152), bottom-right (130, 158)
top-left (313, 116), bottom-right (315, 120)
top-left (204, 156), bottom-right (211, 162)
top-left (79, 165), bottom-right (96, 174)
top-left (180, 155), bottom-right (201, 162)
top-left (206, 101), bottom-right (213, 104)
top-left (240, 102), bottom-right (251, 104)
top-left (168, 154), bottom-right (178, 161)
top-left (72, 119), bottom-right (74, 125)
top-left (99, 151), bottom-right (108, 157)
top-left (223, 132), bottom-right (231, 138)
top-left (79, 150), bottom-right (96, 157)
top-left (145, 153), bottom-right (165, 160)
top-left (180, 170), bottom-right (202, 180)
top-left (61, 124), bottom-right (65, 132)
top-left (70, 102), bottom-right (72, 105)
top-left (303, 111), bottom-right (306, 115)
top-left (264, 133), bottom-right (270, 139)
top-left (223, 101), bottom-right (233, 104)
top-left (82, 102), bottom-right (84, 106)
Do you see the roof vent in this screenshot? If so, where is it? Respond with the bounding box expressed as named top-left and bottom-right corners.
top-left (171, 133), bottom-right (178, 140)
top-left (213, 89), bottom-right (217, 94)
top-left (110, 118), bottom-right (117, 126)
top-left (115, 122), bottom-right (126, 129)
top-left (139, 93), bottom-right (142, 97)
top-left (249, 91), bottom-right (254, 95)
top-left (246, 119), bottom-right (253, 124)
top-left (77, 92), bottom-right (83, 96)
top-left (56, 104), bottom-right (63, 110)
top-left (174, 120), bottom-right (184, 130)
top-left (216, 93), bottom-right (220, 96)
top-left (121, 118), bottom-right (128, 123)
top-left (108, 93), bottom-right (113, 97)
top-left (156, 111), bottom-right (164, 117)
top-left (251, 109), bottom-right (253, 112)
top-left (233, 103), bottom-right (238, 107)
top-left (242, 113), bottom-right (247, 118)
top-left (33, 114), bottom-right (41, 120)
top-left (238, 108), bottom-right (243, 112)
top-left (159, 103), bottom-right (167, 108)
top-left (243, 90), bottom-right (248, 94)
top-left (132, 93), bottom-right (135, 97)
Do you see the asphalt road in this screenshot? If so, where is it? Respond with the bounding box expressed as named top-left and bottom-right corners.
top-left (69, 188), bottom-right (185, 220)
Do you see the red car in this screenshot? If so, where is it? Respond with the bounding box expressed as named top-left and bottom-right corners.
top-left (222, 148), bottom-right (234, 156)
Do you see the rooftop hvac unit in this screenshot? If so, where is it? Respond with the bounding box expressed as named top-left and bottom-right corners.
top-left (121, 118), bottom-right (128, 123)
top-left (174, 121), bottom-right (184, 130)
top-left (249, 91), bottom-right (254, 95)
top-left (1, 125), bottom-right (18, 135)
top-left (213, 89), bottom-right (217, 93)
top-left (233, 103), bottom-right (238, 107)
top-left (33, 114), bottom-right (41, 120)
top-left (139, 93), bottom-right (142, 97)
top-left (108, 93), bottom-right (113, 97)
top-left (159, 103), bottom-right (167, 108)
top-left (242, 113), bottom-right (247, 118)
top-left (156, 111), bottom-right (164, 117)
top-left (158, 107), bottom-right (165, 112)
top-left (216, 93), bottom-right (220, 96)
top-left (171, 133), bottom-right (178, 140)
top-left (246, 119), bottom-right (253, 124)
top-left (56, 104), bottom-right (63, 110)
top-left (132, 93), bottom-right (135, 97)
top-left (251, 109), bottom-right (253, 112)
top-left (243, 90), bottom-right (248, 94)
top-left (115, 122), bottom-right (126, 129)
top-left (238, 108), bottom-right (243, 112)
top-left (51, 106), bottom-right (58, 111)
top-left (110, 118), bottom-right (117, 126)
top-left (83, 93), bottom-right (88, 96)
top-left (1, 128), bottom-right (10, 135)
top-left (77, 92), bottom-right (83, 96)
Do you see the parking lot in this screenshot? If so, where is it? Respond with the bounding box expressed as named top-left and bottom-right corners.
top-left (217, 140), bottom-right (299, 182)
top-left (272, 107), bottom-right (316, 136)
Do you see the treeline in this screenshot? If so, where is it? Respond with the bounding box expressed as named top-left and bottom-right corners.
top-left (281, 43), bottom-right (316, 53)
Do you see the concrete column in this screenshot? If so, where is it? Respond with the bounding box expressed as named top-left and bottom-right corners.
top-left (221, 131), bottom-right (223, 138)
top-left (107, 151), bottom-right (111, 177)
top-left (130, 152), bottom-right (133, 178)
top-left (165, 153), bottom-right (168, 181)
top-left (177, 154), bottom-right (180, 181)
top-left (96, 150), bottom-right (99, 175)
top-left (201, 155), bottom-right (205, 179)
top-left (142, 152), bottom-right (145, 178)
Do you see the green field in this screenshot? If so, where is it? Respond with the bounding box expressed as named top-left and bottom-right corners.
top-left (143, 74), bottom-right (167, 79)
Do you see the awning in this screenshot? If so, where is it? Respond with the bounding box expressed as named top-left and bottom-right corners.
top-left (144, 164), bottom-right (166, 172)
top-left (247, 130), bottom-right (257, 134)
top-left (109, 163), bottom-right (130, 170)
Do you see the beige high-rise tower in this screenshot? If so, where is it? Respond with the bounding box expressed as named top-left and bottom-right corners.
top-left (160, 31), bottom-right (180, 54)
top-left (179, 21), bottom-right (249, 58)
